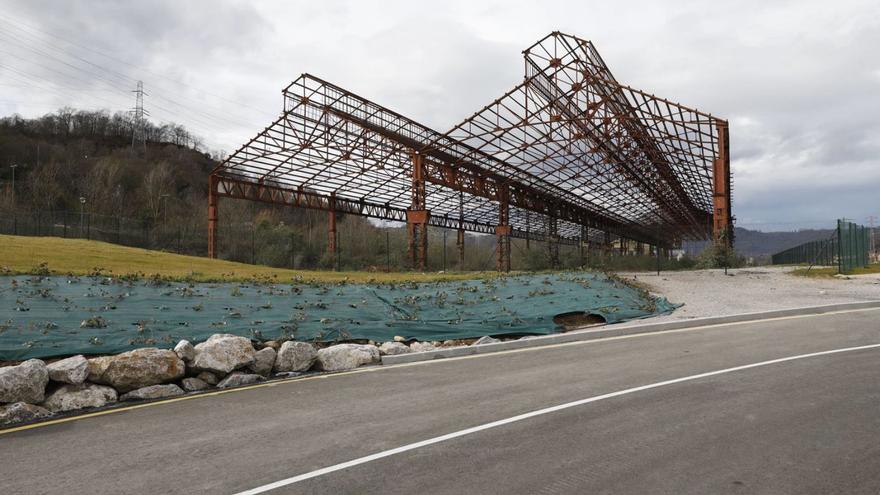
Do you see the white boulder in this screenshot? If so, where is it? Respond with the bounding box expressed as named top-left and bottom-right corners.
top-left (0, 402), bottom-right (52, 425)
top-left (120, 384), bottom-right (184, 401)
top-left (86, 355), bottom-right (113, 384)
top-left (409, 341), bottom-right (436, 353)
top-left (247, 347), bottom-right (276, 376)
top-left (42, 383), bottom-right (117, 412)
top-left (472, 335), bottom-right (501, 346)
top-left (191, 334), bottom-right (255, 375)
top-left (274, 341), bottom-right (318, 372)
top-left (181, 377), bottom-right (209, 392)
top-left (216, 372), bottom-right (264, 389)
top-left (173, 340), bottom-right (195, 362)
top-left (316, 344), bottom-right (380, 371)
top-left (47, 355), bottom-right (89, 384)
top-left (378, 342), bottom-right (412, 356)
top-left (195, 371), bottom-right (219, 386)
top-left (0, 359), bottom-right (49, 403)
top-left (88, 348), bottom-right (185, 392)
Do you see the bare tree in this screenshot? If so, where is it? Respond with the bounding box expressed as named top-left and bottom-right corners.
top-left (82, 159), bottom-right (122, 212)
top-left (28, 161), bottom-right (64, 211)
top-left (141, 161), bottom-right (173, 223)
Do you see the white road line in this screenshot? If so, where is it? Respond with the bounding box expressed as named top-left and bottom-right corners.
top-left (233, 342), bottom-right (880, 495)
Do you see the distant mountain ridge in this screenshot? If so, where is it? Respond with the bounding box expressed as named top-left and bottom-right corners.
top-left (733, 226), bottom-right (835, 257)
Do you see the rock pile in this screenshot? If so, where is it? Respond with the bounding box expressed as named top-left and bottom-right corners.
top-left (0, 332), bottom-right (509, 427)
top-left (1, 335), bottom-right (384, 427)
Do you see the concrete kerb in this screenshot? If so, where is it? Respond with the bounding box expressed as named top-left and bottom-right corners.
top-left (380, 301), bottom-right (880, 365)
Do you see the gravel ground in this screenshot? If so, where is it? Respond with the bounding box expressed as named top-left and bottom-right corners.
top-left (618, 266), bottom-right (880, 322)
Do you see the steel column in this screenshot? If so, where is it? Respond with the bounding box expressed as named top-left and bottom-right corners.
top-left (713, 121), bottom-right (732, 246)
top-left (408, 152), bottom-right (429, 271)
top-left (496, 184), bottom-right (511, 272)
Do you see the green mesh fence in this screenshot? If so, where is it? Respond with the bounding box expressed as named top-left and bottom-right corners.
top-left (0, 272), bottom-right (678, 361)
top-left (770, 219), bottom-right (870, 274)
top-left (837, 219), bottom-right (870, 274)
top-left (770, 237), bottom-right (836, 266)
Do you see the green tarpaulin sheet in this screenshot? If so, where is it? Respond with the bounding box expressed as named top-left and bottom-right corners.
top-left (0, 272), bottom-right (678, 360)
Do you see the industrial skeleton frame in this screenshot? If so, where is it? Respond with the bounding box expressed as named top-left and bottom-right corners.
top-left (209, 32), bottom-right (732, 271)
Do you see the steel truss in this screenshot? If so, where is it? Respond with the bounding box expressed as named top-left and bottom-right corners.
top-left (210, 32), bottom-right (732, 271)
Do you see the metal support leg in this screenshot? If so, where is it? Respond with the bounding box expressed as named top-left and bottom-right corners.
top-left (713, 121), bottom-right (733, 247)
top-left (408, 152), bottom-right (429, 271)
top-left (496, 184), bottom-right (511, 272)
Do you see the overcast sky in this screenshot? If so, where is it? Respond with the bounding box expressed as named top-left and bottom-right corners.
top-left (2, 0), bottom-right (878, 231)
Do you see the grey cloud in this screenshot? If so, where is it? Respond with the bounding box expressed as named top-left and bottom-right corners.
top-left (2, 0), bottom-right (878, 230)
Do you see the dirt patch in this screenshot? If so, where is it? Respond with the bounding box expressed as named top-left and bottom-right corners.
top-left (553, 311), bottom-right (607, 329)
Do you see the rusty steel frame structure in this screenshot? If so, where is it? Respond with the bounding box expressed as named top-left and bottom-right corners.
top-left (209, 32), bottom-right (732, 271)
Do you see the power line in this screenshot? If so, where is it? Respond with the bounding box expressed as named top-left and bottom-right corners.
top-left (0, 44), bottom-right (253, 148)
top-left (0, 56), bottom-right (244, 138)
top-left (0, 17), bottom-right (270, 127)
top-left (0, 32), bottom-right (253, 134)
top-left (0, 13), bottom-right (271, 118)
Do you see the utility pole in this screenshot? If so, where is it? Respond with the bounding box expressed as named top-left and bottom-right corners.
top-left (868, 215), bottom-right (877, 261)
top-left (130, 81), bottom-right (149, 152)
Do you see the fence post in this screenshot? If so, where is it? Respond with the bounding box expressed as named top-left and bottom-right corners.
top-left (289, 232), bottom-right (294, 268)
top-left (837, 219), bottom-right (843, 274)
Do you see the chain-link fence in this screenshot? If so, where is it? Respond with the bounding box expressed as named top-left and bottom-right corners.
top-left (771, 219), bottom-right (871, 274)
top-left (770, 236), bottom-right (836, 267)
top-left (0, 209), bottom-right (208, 255)
top-left (2, 209), bottom-right (695, 273)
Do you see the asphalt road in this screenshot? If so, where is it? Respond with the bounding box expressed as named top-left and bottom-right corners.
top-left (3, 307), bottom-right (880, 494)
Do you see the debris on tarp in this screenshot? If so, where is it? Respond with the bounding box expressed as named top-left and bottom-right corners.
top-left (0, 272), bottom-right (678, 360)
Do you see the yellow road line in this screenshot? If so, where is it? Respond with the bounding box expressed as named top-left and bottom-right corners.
top-left (3, 305), bottom-right (878, 436)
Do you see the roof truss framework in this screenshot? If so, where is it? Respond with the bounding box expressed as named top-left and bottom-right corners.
top-left (210, 32), bottom-right (732, 267)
